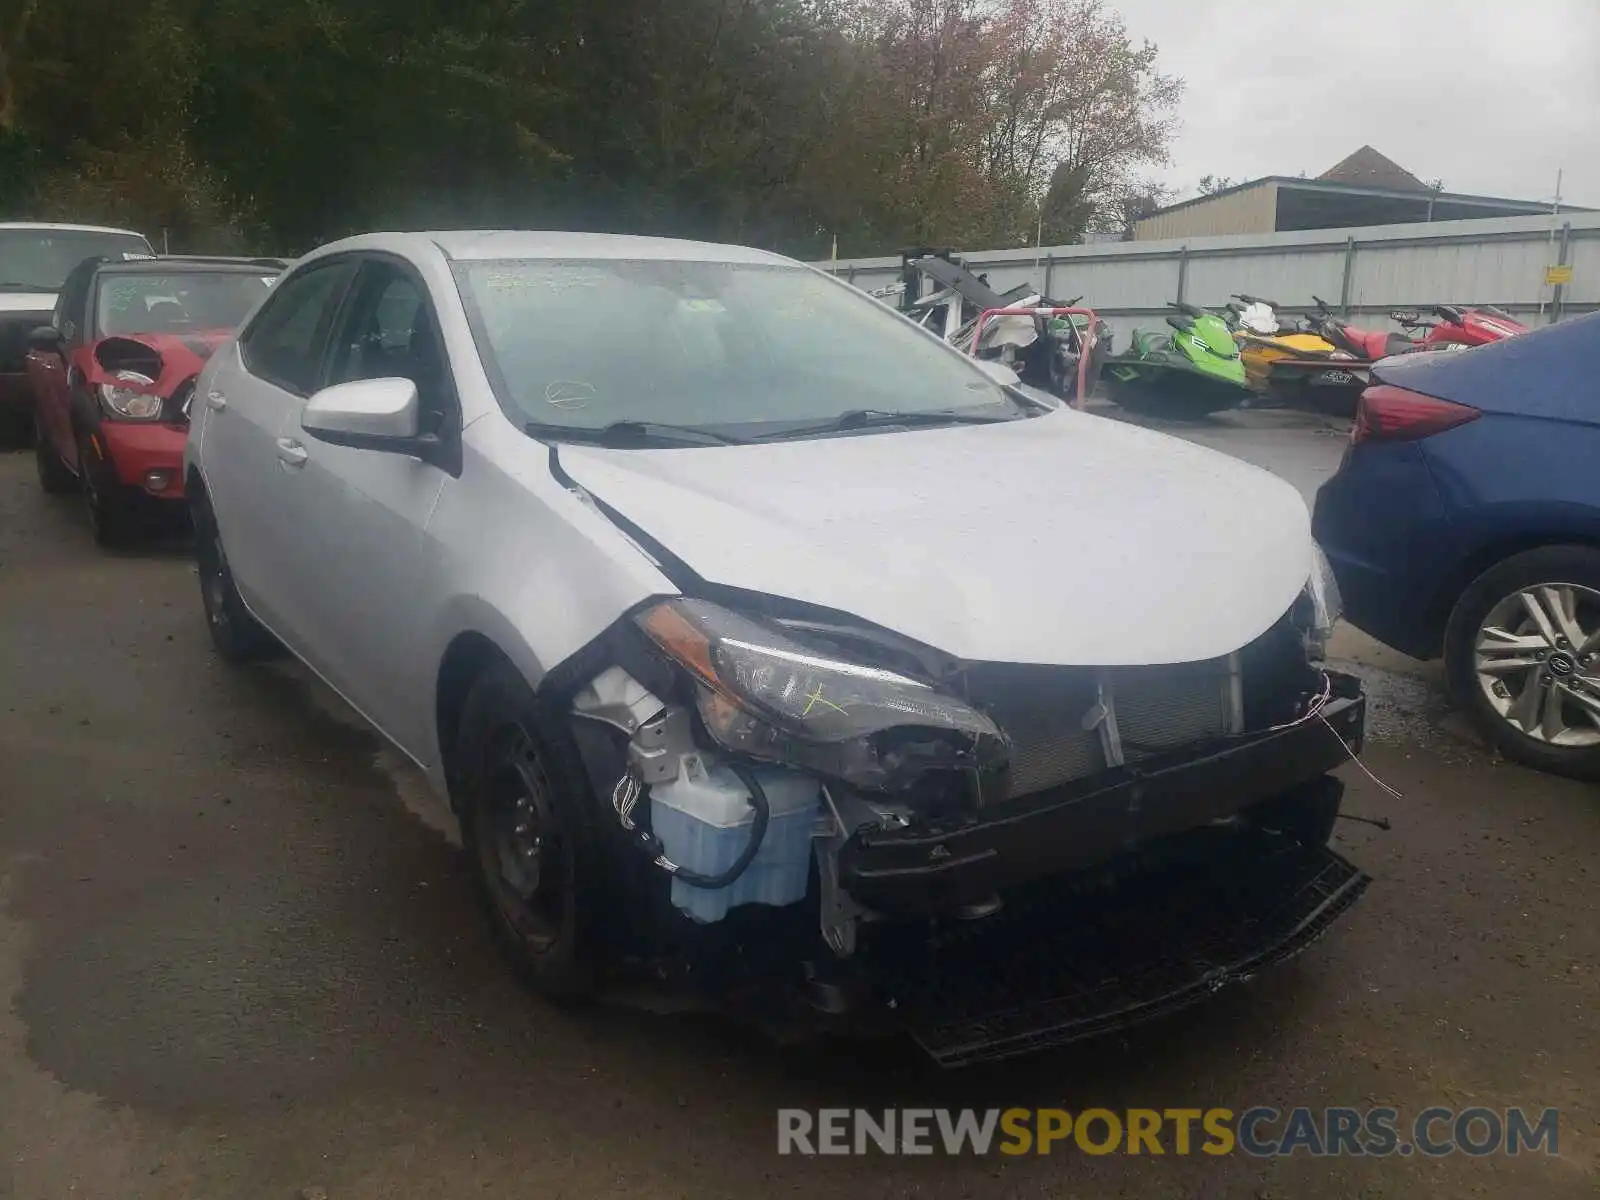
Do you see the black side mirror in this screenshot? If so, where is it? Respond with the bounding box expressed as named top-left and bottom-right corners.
top-left (28, 326), bottom-right (63, 355)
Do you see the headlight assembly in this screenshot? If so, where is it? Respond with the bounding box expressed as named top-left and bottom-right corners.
top-left (1301, 543), bottom-right (1344, 657)
top-left (634, 598), bottom-right (1007, 793)
top-left (97, 371), bottom-right (163, 420)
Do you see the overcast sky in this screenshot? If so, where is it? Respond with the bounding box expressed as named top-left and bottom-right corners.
top-left (1109, 0), bottom-right (1600, 206)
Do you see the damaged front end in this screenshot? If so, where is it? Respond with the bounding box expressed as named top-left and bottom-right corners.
top-left (554, 572), bottom-right (1369, 1066)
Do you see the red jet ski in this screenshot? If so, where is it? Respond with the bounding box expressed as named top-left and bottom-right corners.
top-left (1308, 297), bottom-right (1528, 362)
top-left (1418, 303), bottom-right (1529, 347)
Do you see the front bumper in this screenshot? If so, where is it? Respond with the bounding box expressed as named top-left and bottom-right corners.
top-left (841, 670), bottom-right (1365, 913)
top-left (97, 421), bottom-right (189, 499)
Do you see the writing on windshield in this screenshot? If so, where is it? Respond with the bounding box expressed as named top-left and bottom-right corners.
top-left (457, 258), bottom-right (1011, 437)
top-left (96, 273), bottom-right (276, 337)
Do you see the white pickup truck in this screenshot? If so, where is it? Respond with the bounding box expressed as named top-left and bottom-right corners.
top-left (0, 222), bottom-right (153, 443)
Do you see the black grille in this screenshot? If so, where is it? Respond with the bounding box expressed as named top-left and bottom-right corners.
top-left (0, 312), bottom-right (51, 372)
top-left (966, 657), bottom-right (1239, 796)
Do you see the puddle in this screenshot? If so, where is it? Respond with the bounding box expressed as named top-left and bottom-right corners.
top-left (264, 661), bottom-right (459, 845)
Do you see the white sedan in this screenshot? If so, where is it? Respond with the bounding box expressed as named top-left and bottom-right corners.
top-left (183, 231), bottom-right (1368, 1065)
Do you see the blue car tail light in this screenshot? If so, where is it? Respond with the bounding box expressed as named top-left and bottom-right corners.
top-left (1352, 384), bottom-right (1482, 446)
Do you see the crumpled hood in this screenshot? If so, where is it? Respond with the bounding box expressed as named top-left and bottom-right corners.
top-left (558, 408), bottom-right (1315, 666)
top-left (87, 328), bottom-right (234, 397)
top-left (99, 328), bottom-right (232, 364)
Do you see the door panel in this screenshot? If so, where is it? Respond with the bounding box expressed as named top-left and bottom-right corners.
top-left (266, 257), bottom-right (458, 753)
top-left (25, 351), bottom-right (70, 450)
top-left (202, 258), bottom-right (356, 633)
top-left (272, 423), bottom-right (447, 749)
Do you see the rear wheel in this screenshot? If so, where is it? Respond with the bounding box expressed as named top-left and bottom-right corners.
top-left (33, 413), bottom-right (75, 494)
top-left (1445, 545), bottom-right (1600, 780)
top-left (192, 492), bottom-right (282, 662)
top-left (455, 662), bottom-right (612, 1002)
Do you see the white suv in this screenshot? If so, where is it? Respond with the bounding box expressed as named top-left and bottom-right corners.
top-left (0, 222), bottom-right (153, 443)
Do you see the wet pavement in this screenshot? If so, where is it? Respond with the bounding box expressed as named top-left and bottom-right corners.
top-left (2, 414), bottom-right (1597, 1199)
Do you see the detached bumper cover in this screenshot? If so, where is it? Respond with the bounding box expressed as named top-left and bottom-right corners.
top-left (841, 671), bottom-right (1365, 911)
top-left (878, 819), bottom-right (1370, 1067)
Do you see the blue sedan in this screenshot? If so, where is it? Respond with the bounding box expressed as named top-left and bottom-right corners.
top-left (1313, 311), bottom-right (1600, 779)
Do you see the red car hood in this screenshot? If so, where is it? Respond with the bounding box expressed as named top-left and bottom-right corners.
top-left (84, 328), bottom-right (234, 397)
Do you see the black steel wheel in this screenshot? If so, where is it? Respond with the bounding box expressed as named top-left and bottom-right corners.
top-left (455, 662), bottom-right (611, 1001)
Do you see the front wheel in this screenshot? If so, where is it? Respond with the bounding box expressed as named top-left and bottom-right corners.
top-left (75, 427), bottom-right (134, 549)
top-left (455, 662), bottom-right (613, 1002)
top-left (1444, 545), bottom-right (1600, 780)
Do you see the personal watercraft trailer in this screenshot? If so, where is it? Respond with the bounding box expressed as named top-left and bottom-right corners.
top-left (893, 249), bottom-right (1111, 405)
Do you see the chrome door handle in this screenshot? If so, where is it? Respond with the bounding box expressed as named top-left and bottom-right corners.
top-left (206, 390), bottom-right (227, 411)
top-left (275, 438), bottom-right (309, 468)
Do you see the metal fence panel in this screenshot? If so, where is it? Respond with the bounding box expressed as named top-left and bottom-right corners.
top-left (817, 212), bottom-right (1600, 339)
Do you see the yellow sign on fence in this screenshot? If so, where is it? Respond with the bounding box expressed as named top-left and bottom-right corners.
top-left (1545, 265), bottom-right (1574, 286)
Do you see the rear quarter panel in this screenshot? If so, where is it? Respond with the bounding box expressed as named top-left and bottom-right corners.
top-left (1423, 412), bottom-right (1600, 579)
top-left (1375, 311), bottom-right (1600, 639)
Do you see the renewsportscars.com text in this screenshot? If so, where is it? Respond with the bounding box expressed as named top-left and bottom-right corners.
top-left (776, 1106), bottom-right (1560, 1158)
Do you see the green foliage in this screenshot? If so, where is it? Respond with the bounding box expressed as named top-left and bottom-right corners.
top-left (0, 0), bottom-right (1180, 256)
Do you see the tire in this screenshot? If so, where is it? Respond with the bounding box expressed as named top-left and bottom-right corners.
top-left (75, 426), bottom-right (134, 549)
top-left (191, 491), bottom-right (282, 663)
top-left (33, 414), bottom-right (75, 494)
top-left (1444, 545), bottom-right (1600, 780)
top-left (455, 661), bottom-right (612, 1002)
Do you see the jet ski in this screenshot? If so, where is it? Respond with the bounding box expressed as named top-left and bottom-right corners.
top-left (1102, 301), bottom-right (1253, 418)
top-left (1223, 295), bottom-right (1371, 416)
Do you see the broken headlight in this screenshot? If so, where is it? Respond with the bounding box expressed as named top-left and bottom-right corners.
top-left (635, 598), bottom-right (1006, 793)
top-left (97, 371), bottom-right (163, 420)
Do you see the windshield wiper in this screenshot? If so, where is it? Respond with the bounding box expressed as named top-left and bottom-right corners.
top-left (523, 419), bottom-right (746, 447)
top-left (753, 407), bottom-right (1021, 442)
top-left (0, 280), bottom-right (56, 292)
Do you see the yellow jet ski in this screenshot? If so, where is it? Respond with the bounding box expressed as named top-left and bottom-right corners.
top-left (1224, 295), bottom-right (1369, 415)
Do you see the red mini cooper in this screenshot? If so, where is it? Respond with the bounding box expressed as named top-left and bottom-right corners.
top-left (26, 255), bottom-right (285, 546)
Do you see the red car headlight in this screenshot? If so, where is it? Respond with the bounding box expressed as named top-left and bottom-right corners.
top-left (97, 371), bottom-right (163, 420)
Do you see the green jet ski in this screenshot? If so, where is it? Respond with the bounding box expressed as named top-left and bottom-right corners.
top-left (1103, 301), bottom-right (1252, 418)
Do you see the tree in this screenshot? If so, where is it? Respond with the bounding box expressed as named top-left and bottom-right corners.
top-left (1197, 173), bottom-right (1236, 195)
top-left (0, 0), bottom-right (1182, 257)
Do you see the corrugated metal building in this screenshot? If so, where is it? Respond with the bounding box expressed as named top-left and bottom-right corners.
top-left (1135, 147), bottom-right (1587, 242)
